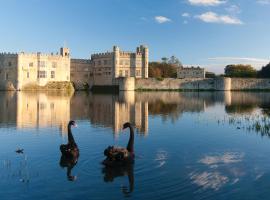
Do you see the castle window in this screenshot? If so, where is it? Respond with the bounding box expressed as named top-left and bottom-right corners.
top-left (125, 60), bottom-right (129, 65)
top-left (52, 62), bottom-right (57, 68)
top-left (84, 73), bottom-right (88, 78)
top-left (104, 60), bottom-right (107, 65)
top-left (50, 103), bottom-right (54, 110)
top-left (5, 73), bottom-right (8, 80)
top-left (125, 70), bottom-right (129, 76)
top-left (40, 103), bottom-right (46, 110)
top-left (38, 61), bottom-right (46, 68)
top-left (136, 70), bottom-right (141, 76)
top-left (8, 62), bottom-right (12, 66)
top-left (119, 70), bottom-right (123, 77)
top-left (38, 71), bottom-right (47, 78)
top-left (27, 72), bottom-right (29, 78)
top-left (120, 60), bottom-right (123, 65)
top-left (98, 61), bottom-right (101, 65)
top-left (67, 76), bottom-right (69, 80)
top-left (51, 71), bottom-right (55, 79)
top-left (29, 62), bottom-right (33, 67)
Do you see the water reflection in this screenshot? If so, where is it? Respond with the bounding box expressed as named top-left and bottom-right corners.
top-left (59, 155), bottom-right (79, 181)
top-left (71, 92), bottom-right (148, 134)
top-left (102, 164), bottom-right (134, 196)
top-left (190, 152), bottom-right (245, 191)
top-left (0, 91), bottom-right (270, 137)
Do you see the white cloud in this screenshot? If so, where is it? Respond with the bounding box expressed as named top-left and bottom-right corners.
top-left (257, 0), bottom-right (270, 4)
top-left (188, 0), bottom-right (226, 6)
top-left (154, 16), bottom-right (171, 24)
top-left (182, 12), bottom-right (190, 17)
top-left (225, 5), bottom-right (241, 14)
top-left (195, 12), bottom-right (243, 24)
top-left (208, 57), bottom-right (270, 63)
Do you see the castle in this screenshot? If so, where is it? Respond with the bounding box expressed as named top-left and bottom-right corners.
top-left (70, 45), bottom-right (149, 88)
top-left (0, 48), bottom-right (70, 90)
top-left (0, 45), bottom-right (148, 90)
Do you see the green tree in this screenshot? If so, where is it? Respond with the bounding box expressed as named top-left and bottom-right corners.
top-left (149, 62), bottom-right (177, 78)
top-left (258, 63), bottom-right (270, 78)
top-left (205, 71), bottom-right (216, 78)
top-left (161, 57), bottom-right (169, 63)
top-left (168, 56), bottom-right (183, 67)
top-left (224, 64), bottom-right (257, 78)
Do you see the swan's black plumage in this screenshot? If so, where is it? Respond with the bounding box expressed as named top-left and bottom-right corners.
top-left (103, 122), bottom-right (135, 166)
top-left (60, 120), bottom-right (79, 159)
top-left (59, 120), bottom-right (79, 181)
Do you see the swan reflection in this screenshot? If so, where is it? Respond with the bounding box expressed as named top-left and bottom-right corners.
top-left (59, 155), bottom-right (79, 181)
top-left (102, 163), bottom-right (134, 196)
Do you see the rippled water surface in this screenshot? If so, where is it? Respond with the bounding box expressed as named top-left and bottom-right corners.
top-left (1, 91), bottom-right (270, 200)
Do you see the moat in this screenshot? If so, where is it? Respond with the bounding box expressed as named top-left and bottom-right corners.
top-left (1, 91), bottom-right (270, 200)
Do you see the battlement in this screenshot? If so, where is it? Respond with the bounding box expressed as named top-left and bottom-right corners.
top-left (91, 52), bottom-right (114, 58)
top-left (1, 47), bottom-right (69, 59)
top-left (71, 59), bottom-right (91, 64)
top-left (0, 52), bottom-right (18, 56)
top-left (18, 52), bottom-right (69, 59)
top-left (180, 66), bottom-right (205, 70)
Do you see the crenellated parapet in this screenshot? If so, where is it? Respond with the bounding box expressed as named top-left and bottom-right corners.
top-left (71, 58), bottom-right (92, 64)
top-left (91, 52), bottom-right (114, 59)
top-left (0, 52), bottom-right (18, 56)
top-left (18, 52), bottom-right (69, 59)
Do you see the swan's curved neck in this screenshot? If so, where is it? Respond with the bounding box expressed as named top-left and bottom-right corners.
top-left (126, 126), bottom-right (134, 153)
top-left (68, 124), bottom-right (76, 145)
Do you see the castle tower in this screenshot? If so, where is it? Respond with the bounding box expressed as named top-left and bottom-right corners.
top-left (60, 47), bottom-right (70, 57)
top-left (113, 46), bottom-right (120, 78)
top-left (140, 45), bottom-right (149, 78)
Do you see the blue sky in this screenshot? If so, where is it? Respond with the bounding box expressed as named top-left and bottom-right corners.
top-left (0, 0), bottom-right (269, 73)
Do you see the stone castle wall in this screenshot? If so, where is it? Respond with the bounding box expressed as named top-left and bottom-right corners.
top-left (0, 48), bottom-right (70, 90)
top-left (71, 45), bottom-right (149, 88)
top-left (135, 78), bottom-right (270, 91)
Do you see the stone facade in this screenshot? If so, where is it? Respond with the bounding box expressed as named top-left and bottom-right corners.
top-left (70, 59), bottom-right (93, 89)
top-left (177, 66), bottom-right (205, 79)
top-left (71, 45), bottom-right (148, 88)
top-left (0, 47), bottom-right (70, 90)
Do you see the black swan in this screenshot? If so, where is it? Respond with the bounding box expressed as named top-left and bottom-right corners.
top-left (103, 122), bottom-right (135, 166)
top-left (60, 120), bottom-right (79, 159)
top-left (59, 120), bottom-right (79, 181)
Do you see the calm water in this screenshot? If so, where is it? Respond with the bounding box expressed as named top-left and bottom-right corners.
top-left (1, 91), bottom-right (270, 200)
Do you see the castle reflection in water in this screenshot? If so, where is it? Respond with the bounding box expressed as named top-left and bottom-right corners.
top-left (0, 91), bottom-right (270, 135)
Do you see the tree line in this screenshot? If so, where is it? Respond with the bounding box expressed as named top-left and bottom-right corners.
top-left (149, 56), bottom-right (270, 79)
top-left (224, 63), bottom-right (270, 78)
top-left (149, 56), bottom-right (182, 78)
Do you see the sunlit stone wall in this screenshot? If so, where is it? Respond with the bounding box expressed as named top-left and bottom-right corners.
top-left (0, 48), bottom-right (70, 90)
top-left (136, 78), bottom-right (270, 91)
